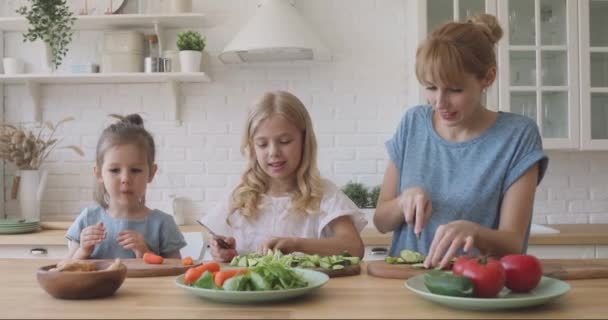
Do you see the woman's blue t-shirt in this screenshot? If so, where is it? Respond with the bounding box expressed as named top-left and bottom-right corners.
top-left (66, 206), bottom-right (186, 259)
top-left (385, 105), bottom-right (548, 256)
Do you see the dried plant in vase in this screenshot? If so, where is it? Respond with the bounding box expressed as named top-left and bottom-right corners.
top-left (0, 117), bottom-right (84, 200)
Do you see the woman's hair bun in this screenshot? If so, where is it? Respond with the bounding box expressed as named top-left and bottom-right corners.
top-left (109, 113), bottom-right (145, 127)
top-left (468, 13), bottom-right (503, 45)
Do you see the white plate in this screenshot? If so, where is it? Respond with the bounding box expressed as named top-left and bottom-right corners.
top-left (405, 274), bottom-right (570, 311)
top-left (175, 268), bottom-right (329, 304)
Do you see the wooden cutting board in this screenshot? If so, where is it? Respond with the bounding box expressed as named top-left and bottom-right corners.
top-left (313, 265), bottom-right (361, 277)
top-left (98, 258), bottom-right (201, 278)
top-left (367, 259), bottom-right (608, 280)
top-left (542, 259), bottom-right (608, 280)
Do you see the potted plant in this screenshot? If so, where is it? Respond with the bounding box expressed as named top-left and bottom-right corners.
top-left (0, 117), bottom-right (84, 221)
top-left (176, 30), bottom-right (206, 72)
top-left (368, 185), bottom-right (381, 208)
top-left (342, 182), bottom-right (369, 209)
top-left (17, 0), bottom-right (76, 72)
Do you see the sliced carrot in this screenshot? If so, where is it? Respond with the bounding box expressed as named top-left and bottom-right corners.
top-left (195, 261), bottom-right (221, 274)
top-left (214, 269), bottom-right (248, 287)
top-left (143, 252), bottom-right (164, 264)
top-left (182, 256), bottom-right (194, 266)
top-left (183, 267), bottom-right (203, 285)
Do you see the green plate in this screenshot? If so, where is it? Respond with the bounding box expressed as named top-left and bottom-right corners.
top-left (405, 274), bottom-right (570, 311)
top-left (175, 268), bottom-right (329, 304)
top-left (0, 219), bottom-right (39, 226)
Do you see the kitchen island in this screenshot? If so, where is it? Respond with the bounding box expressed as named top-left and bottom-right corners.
top-left (1, 259), bottom-right (607, 319)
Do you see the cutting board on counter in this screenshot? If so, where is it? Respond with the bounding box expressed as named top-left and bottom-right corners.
top-left (99, 258), bottom-right (200, 278)
top-left (314, 265), bottom-right (361, 277)
top-left (542, 259), bottom-right (608, 280)
top-left (367, 259), bottom-right (608, 280)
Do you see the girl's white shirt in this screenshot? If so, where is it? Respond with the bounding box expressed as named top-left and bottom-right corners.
top-left (201, 179), bottom-right (368, 256)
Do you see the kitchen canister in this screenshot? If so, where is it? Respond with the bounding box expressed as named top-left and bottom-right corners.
top-left (3, 57), bottom-right (24, 74)
top-left (161, 0), bottom-right (192, 13)
top-left (163, 50), bottom-right (180, 72)
top-left (102, 31), bottom-right (144, 73)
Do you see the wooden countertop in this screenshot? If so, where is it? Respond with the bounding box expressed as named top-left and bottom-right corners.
top-left (2, 223), bottom-right (608, 247)
top-left (2, 258), bottom-right (607, 319)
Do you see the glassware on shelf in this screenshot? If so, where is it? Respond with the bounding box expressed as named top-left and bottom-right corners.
top-left (542, 92), bottom-right (568, 138)
top-left (509, 0), bottom-right (536, 46)
top-left (510, 51), bottom-right (536, 86)
top-left (144, 35), bottom-right (162, 73)
top-left (591, 93), bottom-right (608, 140)
top-left (590, 53), bottom-right (608, 88)
top-left (511, 92), bottom-right (537, 121)
top-left (590, 0), bottom-right (608, 47)
top-left (541, 51), bottom-right (567, 86)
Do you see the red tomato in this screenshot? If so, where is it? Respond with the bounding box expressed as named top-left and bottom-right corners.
top-left (452, 256), bottom-right (472, 275)
top-left (500, 254), bottom-right (543, 292)
top-left (461, 256), bottom-right (506, 298)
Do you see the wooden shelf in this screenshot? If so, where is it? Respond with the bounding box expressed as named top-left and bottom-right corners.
top-left (0, 72), bottom-right (211, 85)
top-left (0, 13), bottom-right (209, 125)
top-left (0, 13), bottom-right (205, 31)
top-left (0, 72), bottom-right (211, 124)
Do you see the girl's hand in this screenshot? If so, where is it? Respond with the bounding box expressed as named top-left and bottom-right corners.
top-left (398, 186), bottom-right (432, 237)
top-left (423, 220), bottom-right (479, 269)
top-left (116, 230), bottom-right (150, 258)
top-left (210, 236), bottom-right (237, 262)
top-left (260, 237), bottom-right (298, 255)
top-left (79, 222), bottom-right (106, 256)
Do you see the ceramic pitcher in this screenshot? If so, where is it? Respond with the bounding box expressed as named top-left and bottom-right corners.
top-left (18, 169), bottom-right (48, 222)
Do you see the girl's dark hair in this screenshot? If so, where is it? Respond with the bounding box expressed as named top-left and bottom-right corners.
top-left (93, 114), bottom-right (156, 208)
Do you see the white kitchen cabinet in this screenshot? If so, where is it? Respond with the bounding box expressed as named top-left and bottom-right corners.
top-left (419, 0), bottom-right (608, 150)
top-left (0, 13), bottom-right (210, 125)
top-left (498, 0), bottom-right (580, 150)
top-left (579, 0), bottom-right (608, 149)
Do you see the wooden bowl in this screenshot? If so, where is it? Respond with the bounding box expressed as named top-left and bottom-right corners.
top-left (37, 260), bottom-right (127, 299)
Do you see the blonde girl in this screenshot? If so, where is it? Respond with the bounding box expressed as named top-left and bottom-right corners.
top-left (66, 114), bottom-right (186, 259)
top-left (201, 91), bottom-right (366, 262)
top-left (374, 14), bottom-right (548, 268)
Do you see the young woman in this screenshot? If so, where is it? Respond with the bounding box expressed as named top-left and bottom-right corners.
top-left (373, 14), bottom-right (548, 269)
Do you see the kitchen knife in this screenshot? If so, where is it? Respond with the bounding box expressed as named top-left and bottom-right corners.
top-left (196, 220), bottom-right (231, 249)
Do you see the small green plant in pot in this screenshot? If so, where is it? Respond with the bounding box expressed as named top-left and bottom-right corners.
top-left (368, 185), bottom-right (381, 208)
top-left (17, 0), bottom-right (76, 71)
top-left (177, 30), bottom-right (206, 72)
top-left (342, 182), bottom-right (369, 209)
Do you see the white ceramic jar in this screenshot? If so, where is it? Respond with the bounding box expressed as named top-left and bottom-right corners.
top-left (161, 0), bottom-right (192, 13)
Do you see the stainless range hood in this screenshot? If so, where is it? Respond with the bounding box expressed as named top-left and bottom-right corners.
top-left (219, 0), bottom-right (331, 64)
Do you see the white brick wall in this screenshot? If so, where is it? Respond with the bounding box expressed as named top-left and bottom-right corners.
top-left (1, 1), bottom-right (607, 224)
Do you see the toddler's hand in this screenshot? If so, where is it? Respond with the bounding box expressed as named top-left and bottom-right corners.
top-left (424, 220), bottom-right (479, 269)
top-left (116, 230), bottom-right (149, 258)
top-left (79, 222), bottom-right (106, 256)
top-left (210, 236), bottom-right (237, 262)
top-left (260, 237), bottom-right (298, 255)
top-left (398, 186), bottom-right (432, 238)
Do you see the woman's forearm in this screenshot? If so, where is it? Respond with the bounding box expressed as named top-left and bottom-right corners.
top-left (474, 226), bottom-right (526, 257)
top-left (373, 197), bottom-right (405, 233)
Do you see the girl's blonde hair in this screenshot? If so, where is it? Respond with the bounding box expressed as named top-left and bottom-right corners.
top-left (416, 13), bottom-right (503, 87)
top-left (94, 114), bottom-right (156, 208)
top-left (229, 91), bottom-right (323, 220)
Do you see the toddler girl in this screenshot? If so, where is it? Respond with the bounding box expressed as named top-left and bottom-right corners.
top-left (66, 114), bottom-right (186, 259)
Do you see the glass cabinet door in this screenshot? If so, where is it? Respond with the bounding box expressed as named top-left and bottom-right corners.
top-left (498, 0), bottom-right (579, 149)
top-left (419, 0), bottom-right (497, 108)
top-left (580, 0), bottom-right (608, 149)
